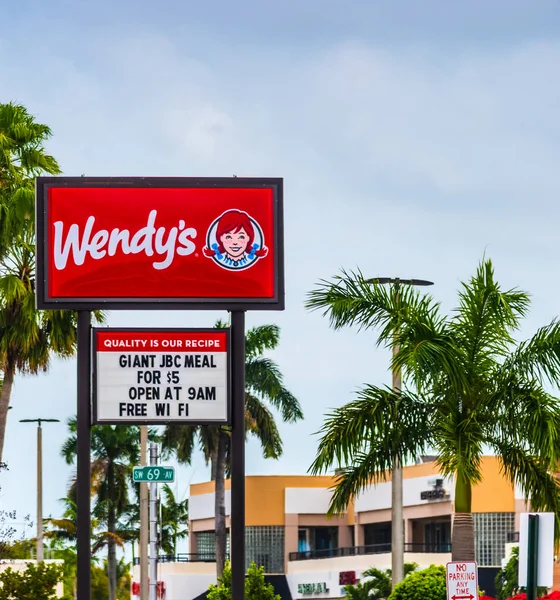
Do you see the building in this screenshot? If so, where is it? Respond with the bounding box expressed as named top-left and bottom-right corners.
top-left (132, 456), bottom-right (541, 600)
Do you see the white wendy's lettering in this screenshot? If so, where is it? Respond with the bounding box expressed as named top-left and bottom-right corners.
top-left (53, 210), bottom-right (197, 270)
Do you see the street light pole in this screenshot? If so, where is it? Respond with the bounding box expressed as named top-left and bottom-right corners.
top-left (19, 418), bottom-right (61, 562)
top-left (367, 278), bottom-right (433, 589)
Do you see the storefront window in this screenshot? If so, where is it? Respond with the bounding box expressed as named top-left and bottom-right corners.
top-left (364, 522), bottom-right (392, 549)
top-left (298, 528), bottom-right (311, 552)
top-left (424, 520), bottom-right (451, 551)
top-left (195, 531), bottom-right (230, 559)
top-left (245, 526), bottom-right (285, 573)
top-left (473, 512), bottom-right (515, 566)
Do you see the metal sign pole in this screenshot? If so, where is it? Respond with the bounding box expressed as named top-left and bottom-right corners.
top-left (76, 311), bottom-right (92, 600)
top-left (140, 426), bottom-right (149, 600)
top-left (149, 443), bottom-right (158, 600)
top-left (527, 514), bottom-right (539, 600)
top-left (230, 311), bottom-right (246, 600)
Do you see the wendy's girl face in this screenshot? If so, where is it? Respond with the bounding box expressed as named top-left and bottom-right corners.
top-left (220, 227), bottom-right (249, 257)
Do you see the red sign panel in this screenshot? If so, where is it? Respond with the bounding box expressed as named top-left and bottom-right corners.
top-left (35, 177), bottom-right (284, 310)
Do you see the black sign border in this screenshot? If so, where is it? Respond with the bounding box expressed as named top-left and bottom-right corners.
top-left (91, 327), bottom-right (232, 426)
top-left (35, 176), bottom-right (284, 311)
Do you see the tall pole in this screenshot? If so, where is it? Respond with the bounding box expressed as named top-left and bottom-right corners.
top-left (392, 318), bottom-right (404, 587)
top-left (77, 311), bottom-right (92, 600)
top-left (37, 423), bottom-right (43, 561)
top-left (367, 278), bottom-right (433, 590)
top-left (230, 311), bottom-right (246, 600)
top-left (19, 417), bottom-right (61, 562)
top-left (140, 427), bottom-right (149, 600)
top-left (149, 443), bottom-right (158, 600)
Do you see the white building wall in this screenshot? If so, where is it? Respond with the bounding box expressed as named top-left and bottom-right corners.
top-left (355, 474), bottom-right (454, 512)
top-left (189, 490), bottom-right (231, 520)
top-left (285, 488), bottom-right (334, 514)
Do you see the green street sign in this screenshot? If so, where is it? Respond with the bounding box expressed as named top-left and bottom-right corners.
top-left (133, 466), bottom-right (175, 483)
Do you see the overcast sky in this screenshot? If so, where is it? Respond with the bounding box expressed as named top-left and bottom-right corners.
top-left (1, 0), bottom-right (560, 541)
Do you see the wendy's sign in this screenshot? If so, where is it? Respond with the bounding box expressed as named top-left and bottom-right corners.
top-left (35, 177), bottom-right (284, 310)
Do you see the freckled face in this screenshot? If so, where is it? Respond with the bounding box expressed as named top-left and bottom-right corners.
top-left (220, 227), bottom-right (249, 258)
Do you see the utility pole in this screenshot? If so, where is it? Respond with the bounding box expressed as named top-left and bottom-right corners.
top-left (367, 277), bottom-right (434, 589)
top-left (149, 443), bottom-right (158, 600)
top-left (140, 427), bottom-right (149, 600)
top-left (19, 418), bottom-right (60, 562)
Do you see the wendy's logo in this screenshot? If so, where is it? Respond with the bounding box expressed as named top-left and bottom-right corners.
top-left (203, 209), bottom-right (268, 271)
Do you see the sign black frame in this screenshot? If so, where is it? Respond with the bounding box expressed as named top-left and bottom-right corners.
top-left (91, 327), bottom-right (232, 426)
top-left (35, 176), bottom-right (285, 311)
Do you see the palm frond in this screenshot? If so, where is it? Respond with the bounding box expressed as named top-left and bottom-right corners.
top-left (245, 393), bottom-right (283, 459)
top-left (489, 378), bottom-right (560, 469)
top-left (494, 443), bottom-right (560, 539)
top-left (309, 385), bottom-right (433, 481)
top-left (453, 259), bottom-right (530, 372)
top-left (502, 320), bottom-right (560, 388)
top-left (306, 269), bottom-right (441, 344)
top-left (246, 356), bottom-right (303, 422)
top-left (245, 324), bottom-right (280, 358)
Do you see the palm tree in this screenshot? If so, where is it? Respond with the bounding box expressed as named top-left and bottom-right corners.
top-left (45, 495), bottom-right (127, 599)
top-left (0, 104), bottom-right (82, 464)
top-left (44, 496), bottom-right (126, 555)
top-left (0, 102), bottom-right (61, 257)
top-left (62, 419), bottom-right (140, 600)
top-left (306, 259), bottom-right (560, 561)
top-left (343, 564), bottom-right (417, 600)
top-left (163, 322), bottom-right (303, 577)
top-left (159, 484), bottom-right (189, 556)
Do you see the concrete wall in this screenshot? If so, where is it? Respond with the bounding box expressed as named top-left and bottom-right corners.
top-left (286, 552), bottom-right (451, 574)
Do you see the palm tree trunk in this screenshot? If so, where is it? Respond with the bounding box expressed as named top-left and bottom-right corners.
top-left (452, 472), bottom-right (475, 561)
top-left (210, 449), bottom-right (218, 481)
top-left (108, 510), bottom-right (117, 600)
top-left (0, 362), bottom-right (15, 464)
top-left (214, 430), bottom-right (227, 578)
top-left (108, 463), bottom-right (117, 600)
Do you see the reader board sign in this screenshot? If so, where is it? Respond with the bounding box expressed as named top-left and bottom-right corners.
top-left (93, 328), bottom-right (230, 425)
top-left (35, 177), bottom-right (284, 310)
top-left (446, 561), bottom-right (478, 600)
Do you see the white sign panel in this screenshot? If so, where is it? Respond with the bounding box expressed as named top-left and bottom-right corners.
top-left (446, 561), bottom-right (478, 600)
top-left (93, 328), bottom-right (230, 424)
top-left (518, 512), bottom-right (555, 588)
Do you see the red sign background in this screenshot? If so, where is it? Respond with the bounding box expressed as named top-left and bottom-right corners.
top-left (37, 179), bottom-right (282, 308)
top-left (96, 330), bottom-right (228, 352)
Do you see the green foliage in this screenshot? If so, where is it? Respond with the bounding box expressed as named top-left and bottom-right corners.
top-left (207, 561), bottom-right (281, 600)
top-left (343, 563), bottom-right (418, 600)
top-left (495, 546), bottom-right (520, 600)
top-left (90, 559), bottom-right (131, 600)
top-left (0, 538), bottom-right (35, 559)
top-left (159, 484), bottom-right (189, 555)
top-left (387, 565), bottom-right (446, 600)
top-left (0, 101), bottom-right (61, 256)
top-left (495, 546), bottom-right (547, 600)
top-left (0, 562), bottom-right (63, 600)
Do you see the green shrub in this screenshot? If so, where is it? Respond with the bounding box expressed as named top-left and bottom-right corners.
top-left (388, 565), bottom-right (446, 600)
top-left (207, 561), bottom-right (280, 600)
top-left (0, 562), bottom-right (63, 600)
top-left (343, 563), bottom-right (419, 600)
top-left (495, 546), bottom-right (547, 600)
